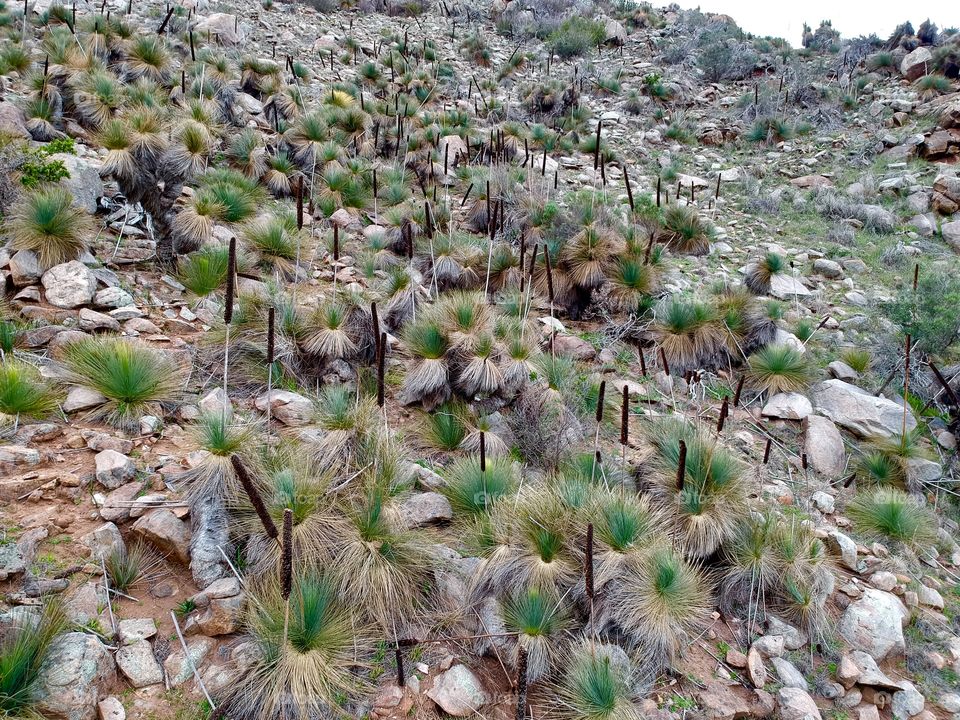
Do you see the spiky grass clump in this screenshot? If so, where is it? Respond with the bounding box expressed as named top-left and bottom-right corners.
top-left (242, 212), bottom-right (300, 273)
top-left (745, 252), bottom-right (785, 295)
top-left (746, 344), bottom-right (811, 396)
top-left (554, 642), bottom-right (642, 720)
top-left (441, 456), bottom-right (516, 517)
top-left (218, 572), bottom-right (360, 719)
top-left (590, 491), bottom-right (668, 589)
top-left (652, 298), bottom-right (723, 373)
top-left (848, 488), bottom-right (938, 551)
top-left (7, 186), bottom-right (93, 268)
top-left (417, 401), bottom-right (468, 452)
top-left (311, 386), bottom-right (379, 467)
top-left (0, 599), bottom-right (69, 718)
top-left (302, 301), bottom-right (357, 361)
top-left (176, 246), bottom-right (230, 297)
top-left (59, 337), bottom-right (183, 430)
top-left (839, 348), bottom-right (871, 374)
top-left (0, 361), bottom-right (61, 426)
top-left (501, 587), bottom-right (570, 682)
top-left (862, 431), bottom-right (932, 492)
top-left (398, 319), bottom-right (451, 410)
top-left (105, 540), bottom-right (164, 593)
top-left (647, 419), bottom-right (748, 557)
top-left (855, 451), bottom-right (901, 488)
top-left (662, 205), bottom-right (711, 255)
top-left (608, 256), bottom-right (658, 315)
top-left (607, 547), bottom-right (711, 662)
top-left (179, 412), bottom-right (259, 502)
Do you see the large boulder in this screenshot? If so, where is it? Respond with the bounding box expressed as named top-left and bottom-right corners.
top-left (194, 13), bottom-right (241, 45)
top-left (900, 47), bottom-right (933, 81)
top-left (810, 380), bottom-right (916, 439)
top-left (94, 449), bottom-right (135, 489)
top-left (762, 392), bottom-right (812, 420)
top-left (254, 390), bottom-right (314, 426)
top-left (838, 588), bottom-right (908, 661)
top-left (42, 261), bottom-right (97, 308)
top-left (54, 154), bottom-right (103, 214)
top-left (426, 664), bottom-right (490, 717)
top-left (803, 415), bottom-right (846, 478)
top-left (0, 100), bottom-right (30, 138)
top-left (943, 220), bottom-right (960, 253)
top-left (35, 633), bottom-right (116, 720)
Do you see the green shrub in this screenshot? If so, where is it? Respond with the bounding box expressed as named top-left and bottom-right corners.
top-left (883, 270), bottom-right (960, 354)
top-left (548, 17), bottom-right (605, 59)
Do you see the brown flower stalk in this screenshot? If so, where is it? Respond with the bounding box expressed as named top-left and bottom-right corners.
top-left (230, 455), bottom-right (278, 539)
top-left (620, 385), bottom-right (629, 446)
top-left (224, 237), bottom-right (237, 325)
top-left (676, 439), bottom-right (687, 491)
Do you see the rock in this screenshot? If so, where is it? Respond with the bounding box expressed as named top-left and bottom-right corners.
top-left (234, 92), bottom-right (263, 114)
top-left (813, 259), bottom-right (843, 278)
top-left (892, 681), bottom-right (924, 719)
top-left (604, 18), bottom-right (627, 44)
top-left (79, 522), bottom-right (125, 560)
top-left (198, 387), bottom-right (231, 418)
top-left (118, 618), bottom-right (157, 645)
top-left (438, 134), bottom-right (468, 166)
top-left (771, 657), bottom-right (809, 690)
top-left (790, 175), bottom-right (832, 189)
top-left (189, 494), bottom-right (231, 589)
top-left (116, 640), bottom-right (164, 688)
top-left (762, 392), bottom-right (812, 420)
top-left (869, 571), bottom-right (898, 592)
top-left (194, 13), bottom-right (241, 44)
top-left (905, 458), bottom-right (941, 487)
top-left (188, 593), bottom-right (244, 636)
top-left (93, 287), bottom-right (134, 308)
top-left (426, 664), bottom-right (490, 717)
top-left (63, 581), bottom-right (104, 625)
top-left (9, 249), bottom-right (43, 286)
top-left (938, 693), bottom-right (960, 713)
top-left (79, 308), bottom-right (121, 332)
top-left (97, 696), bottom-right (125, 720)
top-left (752, 634), bottom-right (785, 658)
top-left (53, 154), bottom-right (103, 214)
top-left (827, 361), bottom-right (859, 382)
top-left (777, 687), bottom-right (822, 720)
top-left (553, 334), bottom-right (597, 361)
top-left (94, 450), bottom-right (135, 489)
top-left (398, 492), bottom-right (453, 528)
top-left (837, 655), bottom-right (861, 689)
top-left (0, 444), bottom-right (40, 465)
top-left (132, 509), bottom-right (191, 563)
top-left (768, 274), bottom-right (811, 299)
top-left (916, 584), bottom-right (944, 610)
top-left (811, 490), bottom-right (834, 514)
top-left (857, 706), bottom-right (881, 720)
top-left (42, 261), bottom-right (97, 308)
top-left (35, 632), bottom-right (116, 720)
top-left (900, 47), bottom-right (933, 81)
top-left (747, 646), bottom-right (767, 688)
top-left (64, 386), bottom-right (108, 413)
top-left (838, 589), bottom-right (908, 661)
top-left (767, 616), bottom-right (807, 651)
top-left (163, 636), bottom-right (215, 687)
top-left (827, 530), bottom-right (858, 571)
top-left (697, 680), bottom-right (769, 720)
top-left (254, 390), bottom-right (314, 426)
top-left (0, 100), bottom-right (30, 138)
top-left (726, 648), bottom-right (747, 668)
top-left (810, 380), bottom-right (916, 439)
top-left (943, 221), bottom-right (960, 252)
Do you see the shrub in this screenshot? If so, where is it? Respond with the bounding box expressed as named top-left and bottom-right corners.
top-left (747, 344), bottom-right (811, 395)
top-left (0, 599), bottom-right (68, 717)
top-left (883, 270), bottom-right (960, 354)
top-left (17, 144), bottom-right (72, 189)
top-left (176, 246), bottom-right (230, 297)
top-left (848, 488), bottom-right (938, 551)
top-left (106, 540), bottom-right (164, 592)
top-left (549, 17), bottom-right (605, 59)
top-left (6, 186), bottom-right (92, 268)
top-left (0, 361), bottom-right (61, 425)
top-left (59, 337), bottom-right (184, 429)
top-left (840, 348), bottom-right (871, 374)
top-left (442, 456), bottom-right (516, 517)
top-left (554, 641), bottom-right (642, 719)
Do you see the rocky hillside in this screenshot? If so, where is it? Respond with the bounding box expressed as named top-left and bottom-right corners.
top-left (1, 1), bottom-right (959, 719)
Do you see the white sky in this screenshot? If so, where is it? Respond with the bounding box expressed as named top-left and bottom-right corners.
top-left (682, 0), bottom-right (960, 47)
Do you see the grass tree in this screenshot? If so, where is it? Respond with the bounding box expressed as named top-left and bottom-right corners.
top-left (0, 599), bottom-right (69, 718)
top-left (745, 252), bottom-right (787, 295)
top-left (554, 641), bottom-right (643, 720)
top-left (59, 337), bottom-right (184, 430)
top-left (651, 298), bottom-right (724, 374)
top-left (848, 488), bottom-right (938, 552)
top-left (398, 317), bottom-right (451, 410)
top-left (501, 587), bottom-right (571, 682)
top-left (0, 361), bottom-right (61, 429)
top-left (746, 344), bottom-right (811, 396)
top-left (7, 186), bottom-right (93, 268)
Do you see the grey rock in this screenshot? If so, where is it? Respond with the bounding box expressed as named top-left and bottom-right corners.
top-left (811, 379), bottom-right (916, 439)
top-left (848, 650), bottom-right (903, 690)
top-left (905, 457), bottom-right (941, 487)
top-left (900, 46), bottom-right (933, 81)
top-left (768, 274), bottom-right (811, 299)
top-left (42, 261), bottom-right (97, 308)
top-left (762, 392), bottom-right (812, 420)
top-left (163, 636), bottom-right (215, 687)
top-left (777, 687), bottom-right (821, 720)
top-left (839, 589), bottom-right (908, 661)
top-left (79, 308), bottom-right (121, 332)
top-left (426, 664), bottom-right (490, 717)
top-left (189, 494), bottom-right (231, 589)
top-left (79, 522), bottom-right (125, 560)
top-left (398, 492), bottom-right (453, 528)
top-left (97, 696), bottom-right (125, 720)
top-left (194, 13), bottom-right (242, 44)
top-left (118, 618), bottom-right (157, 645)
top-left (892, 680), bottom-right (924, 719)
top-left (943, 220), bottom-right (960, 252)
top-left (132, 509), bottom-right (191, 563)
top-left (116, 640), bottom-right (164, 688)
top-left (767, 616), bottom-right (807, 651)
top-left (772, 657), bottom-right (809, 690)
top-left (9, 249), bottom-right (43, 286)
top-left (0, 100), bottom-right (30, 138)
top-left (64, 387), bottom-right (108, 413)
top-left (811, 490), bottom-right (835, 514)
top-left (93, 287), bottom-right (134, 308)
top-left (254, 390), bottom-right (314, 426)
top-left (828, 530), bottom-right (858, 571)
top-left (94, 450), bottom-right (135, 489)
top-left (869, 571), bottom-right (898, 592)
top-left (0, 445), bottom-right (40, 465)
top-left (813, 259), bottom-right (843, 278)
top-left (827, 360), bottom-right (859, 382)
top-left (35, 632), bottom-right (116, 720)
top-left (54, 154), bottom-right (103, 214)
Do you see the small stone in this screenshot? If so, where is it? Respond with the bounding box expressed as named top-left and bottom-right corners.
top-left (827, 530), bottom-right (858, 571)
top-left (777, 687), bottom-right (822, 720)
top-left (116, 639), bottom-right (164, 688)
top-left (98, 696), bottom-right (125, 720)
top-left (95, 449), bottom-right (136, 489)
top-left (118, 618), bottom-right (157, 645)
top-left (41, 261), bottom-right (98, 308)
top-left (254, 390), bottom-right (314, 426)
top-left (762, 392), bottom-right (812, 420)
top-left (398, 492), bottom-right (453, 528)
top-left (132, 509), bottom-right (191, 563)
top-left (869, 571), bottom-right (898, 592)
top-left (892, 681), bottom-right (924, 719)
top-left (426, 664), bottom-right (490, 717)
top-left (771, 657), bottom-right (809, 690)
top-left (747, 646), bottom-right (767, 688)
top-left (79, 522), bottom-right (125, 560)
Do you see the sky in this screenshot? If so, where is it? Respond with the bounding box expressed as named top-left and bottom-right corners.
top-left (682, 0), bottom-right (960, 47)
